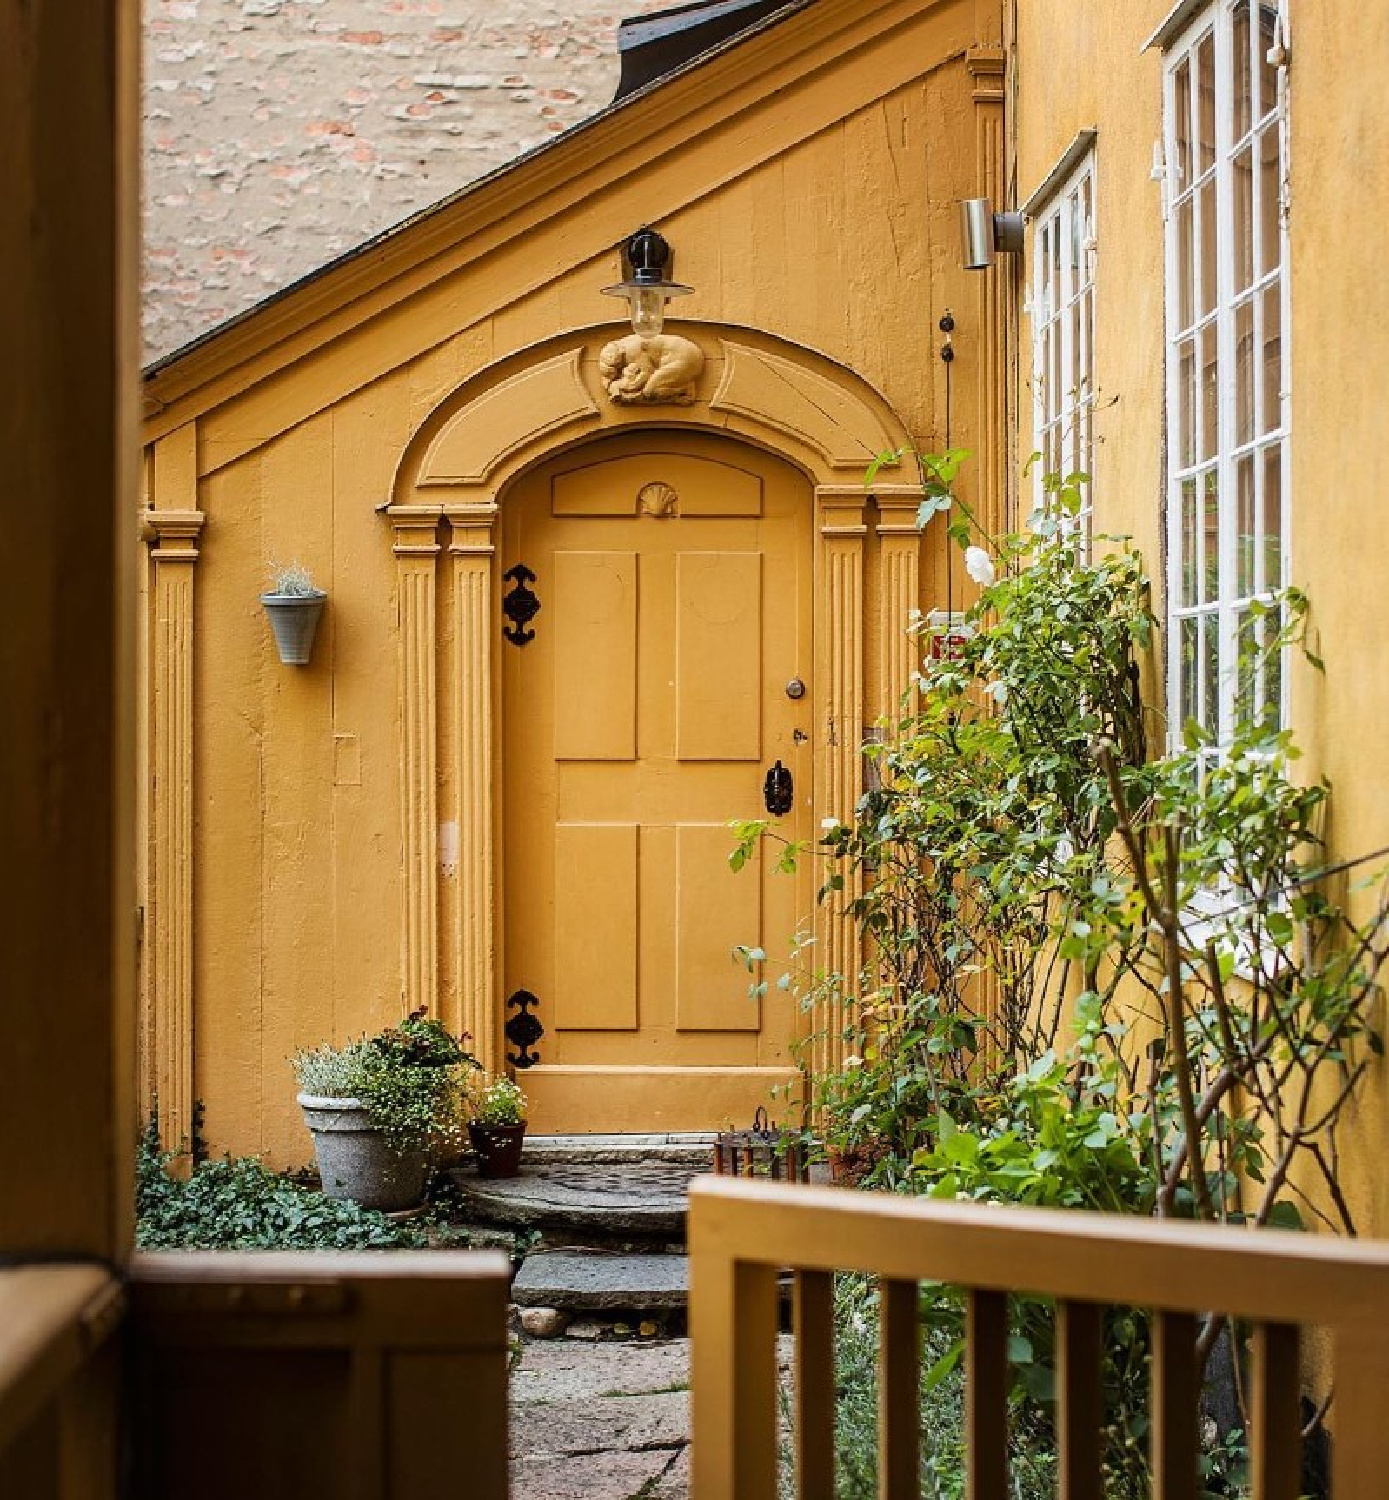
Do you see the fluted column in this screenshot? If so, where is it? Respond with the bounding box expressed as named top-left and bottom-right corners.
top-left (813, 488), bottom-right (867, 1081)
top-left (447, 504), bottom-right (499, 1072)
top-left (874, 485), bottom-right (925, 724)
top-left (393, 513), bottom-right (441, 1019)
top-left (144, 479), bottom-right (205, 1152)
top-left (969, 43), bottom-right (1012, 538)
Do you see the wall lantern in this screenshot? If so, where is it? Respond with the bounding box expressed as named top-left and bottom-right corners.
top-left (601, 226), bottom-right (693, 336)
top-left (959, 198), bottom-right (1024, 271)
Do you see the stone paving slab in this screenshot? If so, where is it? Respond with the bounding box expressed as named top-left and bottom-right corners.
top-left (511, 1338), bottom-right (691, 1403)
top-left (452, 1161), bottom-right (703, 1234)
top-left (513, 1251), bottom-right (689, 1310)
top-left (511, 1448), bottom-right (678, 1500)
top-left (508, 1391), bottom-right (688, 1460)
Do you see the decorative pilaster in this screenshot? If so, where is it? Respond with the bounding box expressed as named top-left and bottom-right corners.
top-left (874, 485), bottom-right (925, 723)
top-left (814, 488), bottom-right (868, 1081)
top-left (969, 43), bottom-right (1011, 539)
top-left (143, 491), bottom-right (205, 1154)
top-left (447, 504), bottom-right (499, 1072)
top-left (393, 512), bottom-right (441, 1019)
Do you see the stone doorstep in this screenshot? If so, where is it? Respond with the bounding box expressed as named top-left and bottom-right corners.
top-left (513, 1251), bottom-right (689, 1312)
top-left (450, 1159), bottom-right (704, 1236)
top-left (522, 1133), bottom-right (717, 1167)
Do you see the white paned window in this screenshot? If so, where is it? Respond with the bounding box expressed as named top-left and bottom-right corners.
top-left (1164, 1), bottom-right (1289, 757)
top-left (1031, 152), bottom-right (1096, 544)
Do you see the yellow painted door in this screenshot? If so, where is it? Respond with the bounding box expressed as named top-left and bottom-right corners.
top-left (501, 431), bottom-right (813, 1133)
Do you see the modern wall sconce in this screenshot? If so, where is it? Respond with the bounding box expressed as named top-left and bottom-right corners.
top-left (601, 226), bottom-right (692, 336)
top-left (959, 198), bottom-right (1025, 271)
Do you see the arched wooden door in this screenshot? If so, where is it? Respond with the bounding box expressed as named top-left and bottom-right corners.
top-left (500, 430), bottom-right (813, 1133)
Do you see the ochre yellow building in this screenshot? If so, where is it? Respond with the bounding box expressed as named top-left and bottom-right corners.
top-left (139, 0), bottom-right (1389, 1223)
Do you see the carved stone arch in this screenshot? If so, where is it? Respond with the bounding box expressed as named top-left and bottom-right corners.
top-left (383, 326), bottom-right (925, 1079)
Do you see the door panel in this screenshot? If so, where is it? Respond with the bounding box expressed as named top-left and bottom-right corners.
top-left (676, 823), bottom-right (762, 1032)
top-left (676, 552), bottom-right (763, 761)
top-left (502, 431), bottom-right (812, 1132)
top-left (552, 550), bottom-right (637, 761)
top-left (554, 822), bottom-right (639, 1030)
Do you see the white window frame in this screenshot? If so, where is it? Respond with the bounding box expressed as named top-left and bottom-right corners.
top-left (1162, 0), bottom-right (1290, 759)
top-left (1029, 148), bottom-right (1097, 546)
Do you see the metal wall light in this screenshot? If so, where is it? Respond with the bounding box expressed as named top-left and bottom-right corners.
top-left (960, 198), bottom-right (1025, 271)
top-left (602, 226), bottom-right (692, 336)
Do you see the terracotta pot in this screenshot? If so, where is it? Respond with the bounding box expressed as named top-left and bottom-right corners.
top-left (468, 1121), bottom-right (526, 1179)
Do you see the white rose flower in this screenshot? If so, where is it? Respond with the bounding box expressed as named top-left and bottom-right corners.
top-left (964, 545), bottom-right (996, 587)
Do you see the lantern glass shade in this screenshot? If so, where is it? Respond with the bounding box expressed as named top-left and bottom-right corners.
top-left (602, 279), bottom-right (693, 337)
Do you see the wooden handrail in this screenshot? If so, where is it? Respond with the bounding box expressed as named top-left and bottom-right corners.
top-left (689, 1177), bottom-right (1389, 1499)
top-left (0, 1265), bottom-right (124, 1456)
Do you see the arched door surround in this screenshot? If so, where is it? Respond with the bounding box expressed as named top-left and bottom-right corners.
top-left (384, 324), bottom-right (922, 1104)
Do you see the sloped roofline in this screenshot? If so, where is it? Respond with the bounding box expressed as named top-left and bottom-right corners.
top-left (143, 0), bottom-right (815, 388)
top-left (142, 0), bottom-right (969, 431)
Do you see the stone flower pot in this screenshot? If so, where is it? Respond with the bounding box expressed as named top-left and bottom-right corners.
top-left (261, 589), bottom-right (327, 665)
top-left (468, 1121), bottom-right (526, 1180)
top-left (297, 1093), bottom-right (429, 1211)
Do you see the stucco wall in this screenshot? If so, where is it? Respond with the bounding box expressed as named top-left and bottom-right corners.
top-left (1013, 1), bottom-right (1389, 1236)
top-left (143, 0), bottom-right (670, 362)
top-left (141, 0), bottom-right (991, 1162)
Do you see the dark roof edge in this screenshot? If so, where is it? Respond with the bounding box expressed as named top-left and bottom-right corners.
top-left (142, 0), bottom-right (816, 382)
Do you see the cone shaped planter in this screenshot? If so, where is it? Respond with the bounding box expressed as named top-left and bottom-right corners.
top-left (261, 589), bottom-right (327, 665)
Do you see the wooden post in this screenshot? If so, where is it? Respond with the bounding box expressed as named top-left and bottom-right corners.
top-left (447, 504), bottom-right (499, 1070)
top-left (143, 438), bottom-right (205, 1153)
top-left (392, 513), bottom-right (442, 1019)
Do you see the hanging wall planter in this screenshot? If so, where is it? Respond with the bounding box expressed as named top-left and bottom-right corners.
top-left (260, 564), bottom-right (327, 665)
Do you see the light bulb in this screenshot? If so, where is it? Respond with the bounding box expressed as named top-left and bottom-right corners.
top-left (629, 288), bottom-right (667, 338)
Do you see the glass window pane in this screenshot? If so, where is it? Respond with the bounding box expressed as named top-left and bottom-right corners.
top-left (1259, 124), bottom-right (1282, 277)
top-left (1261, 283), bottom-right (1282, 436)
top-left (1176, 196), bottom-right (1194, 330)
top-left (1234, 5), bottom-right (1252, 140)
top-left (1258, 14), bottom-right (1280, 123)
top-left (1182, 478), bottom-right (1198, 606)
top-left (1263, 606), bottom-right (1283, 729)
top-left (1198, 34), bottom-right (1217, 176)
top-left (1178, 338), bottom-right (1196, 469)
top-left (1263, 445), bottom-right (1283, 589)
top-left (1201, 468), bottom-right (1220, 605)
top-left (1236, 454), bottom-right (1255, 597)
top-left (1235, 296), bottom-right (1254, 447)
top-left (1199, 178), bottom-right (1218, 319)
top-left (1200, 322), bottom-right (1219, 463)
top-left (1203, 612), bottom-right (1220, 736)
top-left (1233, 145), bottom-right (1253, 294)
top-left (1236, 606), bottom-right (1257, 731)
top-left (1181, 616), bottom-right (1199, 727)
top-left (1174, 59), bottom-right (1193, 191)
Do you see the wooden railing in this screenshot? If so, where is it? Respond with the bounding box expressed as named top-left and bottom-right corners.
top-left (688, 1177), bottom-right (1389, 1500)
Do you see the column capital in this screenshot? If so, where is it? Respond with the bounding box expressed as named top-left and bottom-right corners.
top-left (445, 500), bottom-right (499, 556)
top-left (815, 486), bottom-right (869, 538)
top-left (142, 507), bottom-right (206, 560)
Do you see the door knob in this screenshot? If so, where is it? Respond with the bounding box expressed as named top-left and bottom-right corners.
top-left (763, 760), bottom-right (794, 817)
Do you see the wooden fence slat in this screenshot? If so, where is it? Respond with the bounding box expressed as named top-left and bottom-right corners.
top-left (878, 1279), bottom-right (919, 1500)
top-left (1250, 1322), bottom-right (1299, 1500)
top-left (690, 1245), bottom-right (780, 1500)
top-left (966, 1288), bottom-right (1008, 1500)
top-left (794, 1271), bottom-right (835, 1500)
top-left (1333, 1322), bottom-right (1389, 1498)
top-left (1056, 1300), bottom-right (1103, 1500)
top-left (1151, 1310), bottom-right (1199, 1500)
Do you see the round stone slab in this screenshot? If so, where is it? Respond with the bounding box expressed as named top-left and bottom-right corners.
top-left (512, 1251), bottom-right (689, 1311)
top-left (451, 1161), bottom-right (701, 1235)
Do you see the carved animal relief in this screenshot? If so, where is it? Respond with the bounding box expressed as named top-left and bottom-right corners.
top-left (598, 333), bottom-right (705, 406)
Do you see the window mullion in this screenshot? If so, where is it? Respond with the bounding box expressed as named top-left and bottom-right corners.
top-left (1214, 5), bottom-right (1239, 749)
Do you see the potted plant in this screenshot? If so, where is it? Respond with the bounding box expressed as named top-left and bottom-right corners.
top-left (467, 1076), bottom-right (528, 1180)
top-left (261, 560), bottom-right (327, 665)
top-left (292, 1010), bottom-right (479, 1211)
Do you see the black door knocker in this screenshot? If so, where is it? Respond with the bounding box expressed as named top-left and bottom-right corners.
top-left (763, 760), bottom-right (794, 817)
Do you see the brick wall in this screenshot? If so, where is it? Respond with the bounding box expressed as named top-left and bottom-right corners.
top-left (143, 0), bottom-right (670, 362)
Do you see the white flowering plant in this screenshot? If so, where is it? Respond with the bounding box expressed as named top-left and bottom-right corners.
top-left (470, 1074), bottom-right (527, 1127)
